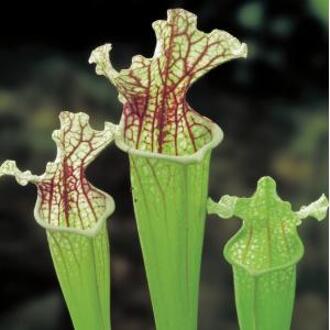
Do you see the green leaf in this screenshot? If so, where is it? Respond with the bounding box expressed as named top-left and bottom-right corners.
top-left (0, 111), bottom-right (116, 330)
top-left (89, 8), bottom-right (247, 155)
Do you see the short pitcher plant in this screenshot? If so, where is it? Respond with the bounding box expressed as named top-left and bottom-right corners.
top-left (208, 176), bottom-right (328, 330)
top-left (0, 112), bottom-right (117, 330)
top-left (89, 8), bottom-right (247, 330)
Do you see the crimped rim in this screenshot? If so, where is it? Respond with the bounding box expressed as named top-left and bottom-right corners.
top-left (114, 121), bottom-right (223, 164)
top-left (33, 185), bottom-right (115, 237)
top-left (224, 226), bottom-right (305, 276)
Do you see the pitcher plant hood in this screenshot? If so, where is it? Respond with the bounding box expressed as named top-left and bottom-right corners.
top-left (208, 176), bottom-right (328, 275)
top-left (0, 111), bottom-right (117, 236)
top-left (89, 8), bottom-right (247, 156)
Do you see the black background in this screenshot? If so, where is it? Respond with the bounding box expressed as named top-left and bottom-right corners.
top-left (0, 0), bottom-right (328, 329)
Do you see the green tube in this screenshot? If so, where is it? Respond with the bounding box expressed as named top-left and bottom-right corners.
top-left (233, 265), bottom-right (296, 330)
top-left (89, 8), bottom-right (247, 329)
top-left (47, 225), bottom-right (111, 330)
top-left (115, 123), bottom-right (221, 330)
top-left (0, 111), bottom-right (117, 330)
top-left (208, 176), bottom-right (328, 330)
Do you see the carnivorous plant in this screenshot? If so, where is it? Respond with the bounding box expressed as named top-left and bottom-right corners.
top-left (89, 8), bottom-right (247, 330)
top-left (0, 111), bottom-right (116, 330)
top-left (208, 176), bottom-right (328, 330)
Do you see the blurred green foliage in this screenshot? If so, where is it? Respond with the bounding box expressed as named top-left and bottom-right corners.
top-left (309, 0), bottom-right (328, 25)
top-left (0, 1), bottom-right (328, 329)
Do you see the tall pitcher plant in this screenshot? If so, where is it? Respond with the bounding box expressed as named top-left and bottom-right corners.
top-left (90, 8), bottom-right (247, 330)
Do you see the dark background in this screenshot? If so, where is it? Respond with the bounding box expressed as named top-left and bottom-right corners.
top-left (0, 0), bottom-right (328, 329)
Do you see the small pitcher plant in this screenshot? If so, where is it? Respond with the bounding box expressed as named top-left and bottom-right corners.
top-left (0, 112), bottom-right (117, 330)
top-left (208, 176), bottom-right (328, 330)
top-left (89, 8), bottom-right (247, 330)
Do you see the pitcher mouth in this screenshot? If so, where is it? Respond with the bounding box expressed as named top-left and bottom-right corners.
top-left (224, 229), bottom-right (304, 277)
top-left (33, 188), bottom-right (115, 237)
top-left (114, 122), bottom-right (223, 164)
